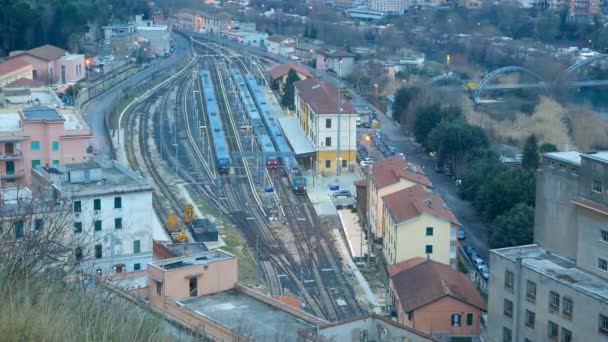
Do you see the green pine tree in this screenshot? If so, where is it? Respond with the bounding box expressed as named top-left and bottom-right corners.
top-left (522, 134), bottom-right (540, 170)
top-left (281, 69), bottom-right (300, 110)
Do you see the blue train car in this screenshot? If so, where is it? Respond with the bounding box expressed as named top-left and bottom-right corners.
top-left (244, 74), bottom-right (307, 194)
top-left (231, 69), bottom-right (279, 168)
top-left (199, 69), bottom-right (230, 173)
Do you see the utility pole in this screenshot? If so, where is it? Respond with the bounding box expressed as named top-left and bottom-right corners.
top-left (336, 59), bottom-right (343, 176)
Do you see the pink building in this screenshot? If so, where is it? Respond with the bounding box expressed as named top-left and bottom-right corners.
top-left (0, 106), bottom-right (93, 188)
top-left (8, 44), bottom-right (85, 85)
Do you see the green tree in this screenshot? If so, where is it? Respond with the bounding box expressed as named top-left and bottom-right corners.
top-left (522, 134), bottom-right (540, 170)
top-left (426, 118), bottom-right (489, 168)
top-left (459, 151), bottom-right (501, 201)
top-left (540, 142), bottom-right (558, 153)
top-left (490, 203), bottom-right (535, 249)
top-left (412, 103), bottom-right (441, 145)
top-left (392, 87), bottom-right (420, 124)
top-left (476, 168), bottom-right (535, 222)
top-left (281, 69), bottom-right (300, 110)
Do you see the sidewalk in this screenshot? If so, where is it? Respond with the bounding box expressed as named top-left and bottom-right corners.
top-left (304, 170), bottom-right (358, 216)
top-left (337, 209), bottom-right (368, 259)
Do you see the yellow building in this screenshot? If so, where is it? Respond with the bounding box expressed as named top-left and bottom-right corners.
top-left (294, 78), bottom-right (357, 174)
top-left (382, 184), bottom-right (459, 268)
top-left (368, 156), bottom-right (432, 239)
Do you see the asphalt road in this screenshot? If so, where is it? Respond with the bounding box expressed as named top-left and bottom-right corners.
top-left (82, 33), bottom-right (191, 160)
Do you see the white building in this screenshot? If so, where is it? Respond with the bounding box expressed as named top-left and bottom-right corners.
top-left (369, 0), bottom-right (408, 14)
top-left (32, 161), bottom-right (154, 276)
top-left (222, 30), bottom-right (268, 47)
top-left (266, 34), bottom-right (295, 57)
top-left (135, 15), bottom-right (171, 56)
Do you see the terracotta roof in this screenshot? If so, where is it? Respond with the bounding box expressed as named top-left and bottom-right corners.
top-left (387, 257), bottom-right (426, 276)
top-left (178, 8), bottom-right (202, 15)
top-left (572, 196), bottom-right (608, 216)
top-left (382, 184), bottom-right (459, 225)
top-left (8, 78), bottom-right (44, 88)
top-left (294, 78), bottom-right (355, 115)
top-left (269, 63), bottom-right (313, 81)
top-left (0, 59), bottom-right (31, 76)
top-left (267, 34), bottom-right (290, 43)
top-left (390, 258), bottom-right (486, 312)
top-left (11, 44), bottom-right (67, 62)
top-left (273, 295), bottom-right (301, 309)
top-left (371, 155), bottom-right (432, 189)
top-left (153, 241), bottom-right (176, 259)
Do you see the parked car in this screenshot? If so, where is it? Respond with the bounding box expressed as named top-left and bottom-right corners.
top-left (479, 265), bottom-right (489, 280)
top-left (473, 256), bottom-right (485, 268)
top-left (458, 227), bottom-right (465, 240)
top-left (331, 190), bottom-right (355, 209)
top-left (464, 244), bottom-right (474, 257)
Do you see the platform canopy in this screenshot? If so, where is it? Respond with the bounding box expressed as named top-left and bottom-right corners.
top-left (277, 116), bottom-right (315, 157)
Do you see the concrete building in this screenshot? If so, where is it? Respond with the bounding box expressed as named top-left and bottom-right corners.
top-left (487, 151), bottom-right (608, 342)
top-left (389, 258), bottom-right (486, 339)
top-left (31, 161), bottom-right (154, 275)
top-left (172, 8), bottom-right (203, 31)
top-left (7, 45), bottom-right (85, 85)
top-left (0, 59), bottom-right (33, 87)
top-left (148, 250), bottom-right (238, 306)
top-left (109, 250), bottom-right (324, 341)
top-left (269, 63), bottom-right (314, 93)
top-left (369, 0), bottom-right (408, 14)
top-left (298, 313), bottom-right (441, 341)
top-left (367, 155), bottom-right (432, 239)
top-left (382, 184), bottom-right (459, 267)
top-left (266, 34), bottom-right (296, 57)
top-left (0, 105), bottom-right (92, 188)
top-left (294, 78), bottom-right (357, 174)
top-left (221, 30), bottom-right (268, 47)
top-left (135, 15), bottom-right (171, 56)
top-left (316, 48), bottom-right (356, 77)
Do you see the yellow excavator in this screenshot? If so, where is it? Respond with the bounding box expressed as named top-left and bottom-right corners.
top-left (174, 229), bottom-right (188, 243)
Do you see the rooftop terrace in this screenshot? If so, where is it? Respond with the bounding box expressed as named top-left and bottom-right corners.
top-left (493, 244), bottom-right (608, 303)
top-left (152, 250), bottom-right (232, 270)
top-left (181, 289), bottom-right (316, 341)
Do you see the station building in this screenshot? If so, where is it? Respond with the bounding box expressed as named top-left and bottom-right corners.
top-left (293, 78), bottom-right (357, 174)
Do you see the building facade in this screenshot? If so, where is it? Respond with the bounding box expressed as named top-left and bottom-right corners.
top-left (0, 59), bottom-right (33, 87)
top-left (369, 0), bottom-right (408, 14)
top-left (0, 105), bottom-right (92, 188)
top-left (172, 8), bottom-right (203, 31)
top-left (487, 151), bottom-right (608, 342)
top-left (266, 34), bottom-right (295, 57)
top-left (389, 258), bottom-right (486, 339)
top-left (31, 161), bottom-right (154, 275)
top-left (8, 44), bottom-right (85, 85)
top-left (294, 78), bottom-right (357, 174)
top-left (382, 184), bottom-right (459, 267)
top-left (316, 48), bottom-right (355, 77)
top-left (367, 156), bottom-right (432, 239)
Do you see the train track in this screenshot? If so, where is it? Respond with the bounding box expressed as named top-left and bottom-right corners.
top-left (192, 41), bottom-right (364, 320)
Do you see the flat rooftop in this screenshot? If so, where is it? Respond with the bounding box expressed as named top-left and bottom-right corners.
top-left (0, 112), bottom-right (21, 132)
top-left (586, 151), bottom-right (608, 163)
top-left (181, 289), bottom-right (315, 340)
top-left (62, 111), bottom-right (89, 131)
top-left (152, 250), bottom-right (232, 270)
top-left (545, 151), bottom-right (582, 165)
top-left (39, 161), bottom-right (152, 196)
top-left (493, 245), bottom-right (608, 303)
top-left (23, 106), bottom-right (62, 120)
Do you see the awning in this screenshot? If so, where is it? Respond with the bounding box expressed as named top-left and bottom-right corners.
top-left (277, 116), bottom-right (315, 157)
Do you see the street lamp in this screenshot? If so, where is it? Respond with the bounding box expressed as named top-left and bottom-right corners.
top-left (85, 59), bottom-right (90, 85)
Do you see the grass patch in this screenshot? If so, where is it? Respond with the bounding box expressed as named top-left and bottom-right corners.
top-left (358, 263), bottom-right (382, 285)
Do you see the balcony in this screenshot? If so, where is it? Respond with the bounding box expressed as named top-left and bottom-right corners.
top-left (0, 170), bottom-right (25, 179)
top-left (0, 151), bottom-right (23, 160)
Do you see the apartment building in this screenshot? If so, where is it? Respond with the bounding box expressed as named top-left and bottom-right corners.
top-left (316, 48), bottom-right (356, 77)
top-left (367, 155), bottom-right (432, 239)
top-left (487, 151), bottom-right (608, 342)
top-left (31, 161), bottom-right (154, 276)
top-left (382, 184), bottom-right (459, 267)
top-left (0, 104), bottom-right (92, 188)
top-left (369, 0), bottom-right (408, 14)
top-left (172, 8), bottom-right (203, 31)
top-left (294, 77), bottom-right (357, 174)
top-left (7, 44), bottom-right (85, 85)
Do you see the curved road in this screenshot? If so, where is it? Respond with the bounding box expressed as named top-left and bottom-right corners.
top-left (83, 33), bottom-right (191, 159)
